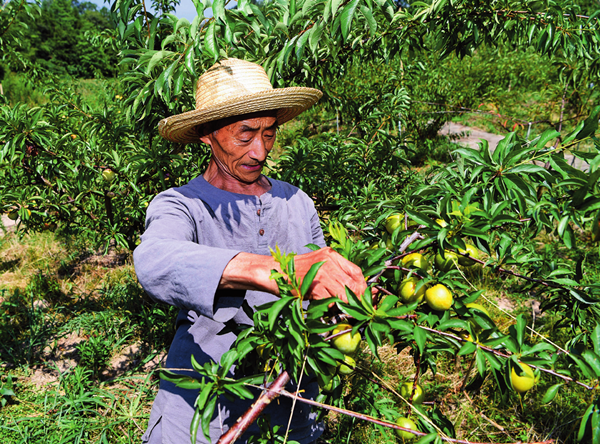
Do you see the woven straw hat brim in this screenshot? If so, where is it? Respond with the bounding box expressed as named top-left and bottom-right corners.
top-left (159, 87), bottom-right (322, 144)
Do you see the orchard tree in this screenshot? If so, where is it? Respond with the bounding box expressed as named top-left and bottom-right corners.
top-left (3, 0), bottom-right (600, 441)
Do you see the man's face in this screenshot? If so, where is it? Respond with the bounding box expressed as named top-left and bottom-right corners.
top-left (200, 111), bottom-right (278, 185)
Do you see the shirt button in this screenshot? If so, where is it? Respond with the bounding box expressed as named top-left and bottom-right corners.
top-left (259, 229), bottom-right (265, 236)
top-left (257, 209), bottom-right (261, 216)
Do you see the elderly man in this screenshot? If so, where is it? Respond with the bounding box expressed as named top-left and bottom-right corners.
top-left (134, 58), bottom-right (367, 444)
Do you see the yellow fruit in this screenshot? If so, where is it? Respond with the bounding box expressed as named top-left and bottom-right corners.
top-left (331, 324), bottom-right (361, 355)
top-left (434, 250), bottom-right (458, 272)
top-left (401, 253), bottom-right (428, 270)
top-left (70, 134), bottom-right (77, 139)
top-left (511, 363), bottom-right (535, 393)
top-left (398, 277), bottom-right (426, 304)
top-left (102, 169), bottom-right (116, 182)
top-left (458, 244), bottom-right (479, 266)
top-left (399, 382), bottom-right (425, 404)
top-left (385, 213), bottom-right (403, 234)
top-left (425, 284), bottom-right (453, 311)
top-left (395, 416), bottom-right (418, 440)
top-left (338, 355), bottom-right (356, 376)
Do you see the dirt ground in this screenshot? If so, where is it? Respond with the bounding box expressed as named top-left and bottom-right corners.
top-left (440, 121), bottom-right (590, 171)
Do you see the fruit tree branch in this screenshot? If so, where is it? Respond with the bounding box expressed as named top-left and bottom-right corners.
top-left (418, 325), bottom-right (594, 390)
top-left (215, 371), bottom-right (291, 444)
top-left (268, 386), bottom-right (555, 444)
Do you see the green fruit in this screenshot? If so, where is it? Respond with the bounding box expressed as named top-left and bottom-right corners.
top-left (385, 235), bottom-right (394, 251)
top-left (395, 417), bottom-right (418, 440)
top-left (399, 382), bottom-right (425, 404)
top-left (320, 375), bottom-right (341, 393)
top-left (398, 277), bottom-right (425, 304)
top-left (338, 355), bottom-right (356, 376)
top-left (425, 284), bottom-right (453, 311)
top-left (385, 213), bottom-right (403, 234)
top-left (401, 253), bottom-right (428, 270)
top-left (7, 210), bottom-right (18, 221)
top-left (102, 169), bottom-right (116, 182)
top-left (458, 244), bottom-right (479, 266)
top-left (434, 250), bottom-right (458, 272)
top-left (511, 363), bottom-right (535, 394)
top-left (331, 324), bottom-right (361, 355)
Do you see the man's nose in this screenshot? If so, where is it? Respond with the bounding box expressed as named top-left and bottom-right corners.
top-left (249, 136), bottom-right (270, 162)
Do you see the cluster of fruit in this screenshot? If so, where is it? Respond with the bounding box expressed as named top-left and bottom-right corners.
top-left (324, 325), bottom-right (434, 440)
top-left (384, 213), bottom-right (481, 313)
top-left (394, 382), bottom-right (425, 440)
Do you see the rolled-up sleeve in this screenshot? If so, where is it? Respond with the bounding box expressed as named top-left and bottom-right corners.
top-left (133, 191), bottom-right (241, 320)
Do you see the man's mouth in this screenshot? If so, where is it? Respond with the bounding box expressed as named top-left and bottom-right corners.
top-left (242, 164), bottom-right (263, 172)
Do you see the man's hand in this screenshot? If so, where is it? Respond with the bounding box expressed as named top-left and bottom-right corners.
top-left (220, 248), bottom-right (367, 303)
top-left (294, 247), bottom-right (367, 303)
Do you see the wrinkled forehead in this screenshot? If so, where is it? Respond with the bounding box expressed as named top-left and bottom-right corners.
top-left (199, 110), bottom-right (279, 136)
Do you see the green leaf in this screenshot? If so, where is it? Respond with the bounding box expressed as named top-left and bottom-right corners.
top-left (592, 408), bottom-right (600, 444)
top-left (308, 21), bottom-right (324, 54)
top-left (414, 326), bottom-right (426, 354)
top-left (190, 407), bottom-right (202, 444)
top-left (175, 17), bottom-right (191, 34)
top-left (458, 341), bottom-right (477, 356)
top-left (535, 128), bottom-right (560, 150)
top-left (340, 0), bottom-right (359, 41)
top-left (359, 5), bottom-right (377, 36)
top-left (592, 324), bottom-right (600, 356)
top-left (515, 314), bottom-right (525, 348)
top-left (160, 370), bottom-right (203, 389)
top-left (204, 21), bottom-right (218, 60)
top-left (195, 382), bottom-right (215, 410)
top-left (406, 209), bottom-right (435, 228)
top-left (185, 47), bottom-right (196, 77)
top-left (415, 433), bottom-right (438, 444)
top-left (300, 261), bottom-right (325, 297)
top-left (475, 350), bottom-right (486, 376)
top-left (212, 0), bottom-right (225, 23)
top-left (330, 0), bottom-right (344, 19)
top-left (302, 0), bottom-right (320, 15)
top-left (201, 395), bottom-right (217, 442)
top-left (582, 350), bottom-right (600, 377)
top-left (541, 383), bottom-right (562, 404)
top-left (146, 50), bottom-right (169, 74)
top-left (268, 296), bottom-right (294, 331)
top-left (578, 402), bottom-right (594, 442)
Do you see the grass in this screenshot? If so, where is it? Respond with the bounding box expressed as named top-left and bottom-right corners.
top-left (0, 228), bottom-right (177, 443)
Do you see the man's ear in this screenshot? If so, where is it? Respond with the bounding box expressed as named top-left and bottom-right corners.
top-left (199, 133), bottom-right (212, 146)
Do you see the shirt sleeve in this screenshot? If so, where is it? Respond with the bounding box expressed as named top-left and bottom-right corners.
top-left (133, 190), bottom-right (242, 322)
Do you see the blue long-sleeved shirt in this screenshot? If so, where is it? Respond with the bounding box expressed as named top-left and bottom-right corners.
top-left (134, 175), bottom-right (326, 444)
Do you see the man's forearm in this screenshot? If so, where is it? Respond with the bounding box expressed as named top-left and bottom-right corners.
top-left (220, 252), bottom-right (281, 295)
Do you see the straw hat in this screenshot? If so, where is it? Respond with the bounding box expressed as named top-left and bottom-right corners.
top-left (158, 58), bottom-right (323, 144)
